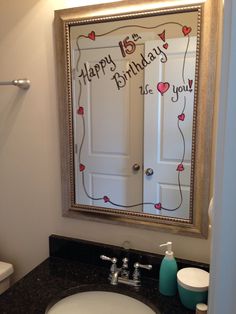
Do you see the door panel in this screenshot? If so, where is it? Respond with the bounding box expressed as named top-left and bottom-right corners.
top-left (143, 37), bottom-right (196, 218)
top-left (72, 45), bottom-right (144, 211)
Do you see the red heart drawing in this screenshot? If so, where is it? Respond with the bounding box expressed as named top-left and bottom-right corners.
top-left (157, 82), bottom-right (170, 95)
top-left (77, 106), bottom-right (84, 115)
top-left (182, 26), bottom-right (192, 36)
top-left (178, 113), bottom-right (185, 121)
top-left (80, 164), bottom-right (85, 172)
top-left (103, 196), bottom-right (110, 203)
top-left (176, 164), bottom-right (184, 172)
top-left (158, 30), bottom-right (166, 42)
top-left (188, 79), bottom-right (193, 89)
top-left (155, 203), bottom-right (162, 210)
top-left (88, 31), bottom-right (95, 40)
top-left (163, 43), bottom-right (169, 50)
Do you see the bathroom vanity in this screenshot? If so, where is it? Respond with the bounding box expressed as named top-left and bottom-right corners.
top-left (0, 235), bottom-right (208, 314)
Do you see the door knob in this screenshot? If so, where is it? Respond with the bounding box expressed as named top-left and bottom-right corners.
top-left (132, 163), bottom-right (140, 171)
top-left (145, 168), bottom-right (154, 176)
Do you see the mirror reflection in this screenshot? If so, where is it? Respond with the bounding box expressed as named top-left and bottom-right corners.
top-left (70, 10), bottom-right (199, 221)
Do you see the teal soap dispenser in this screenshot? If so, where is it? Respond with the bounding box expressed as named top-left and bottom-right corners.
top-left (159, 241), bottom-right (178, 296)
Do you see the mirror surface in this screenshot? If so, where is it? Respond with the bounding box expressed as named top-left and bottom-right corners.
top-left (55, 0), bottom-right (216, 237)
top-left (71, 10), bottom-right (198, 221)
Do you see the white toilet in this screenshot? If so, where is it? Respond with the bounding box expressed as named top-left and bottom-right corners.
top-left (0, 261), bottom-right (14, 294)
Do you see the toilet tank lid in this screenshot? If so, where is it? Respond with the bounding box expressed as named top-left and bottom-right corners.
top-left (0, 262), bottom-right (13, 281)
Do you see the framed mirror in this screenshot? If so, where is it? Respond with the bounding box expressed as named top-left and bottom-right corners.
top-left (54, 0), bottom-right (218, 237)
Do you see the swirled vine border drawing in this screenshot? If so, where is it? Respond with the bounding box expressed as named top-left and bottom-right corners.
top-left (74, 21), bottom-right (195, 213)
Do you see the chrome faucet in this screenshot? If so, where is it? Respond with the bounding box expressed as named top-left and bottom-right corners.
top-left (110, 268), bottom-right (120, 285)
top-left (120, 257), bottom-right (129, 278)
top-left (100, 255), bottom-right (152, 287)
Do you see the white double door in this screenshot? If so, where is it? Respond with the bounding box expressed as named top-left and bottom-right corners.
top-left (73, 38), bottom-right (196, 218)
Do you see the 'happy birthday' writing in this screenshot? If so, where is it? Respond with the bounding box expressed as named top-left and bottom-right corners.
top-left (77, 45), bottom-right (167, 90)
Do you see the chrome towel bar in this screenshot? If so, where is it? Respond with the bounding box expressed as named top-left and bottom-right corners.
top-left (0, 79), bottom-right (30, 89)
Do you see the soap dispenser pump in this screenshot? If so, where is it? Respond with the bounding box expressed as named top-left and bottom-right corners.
top-left (159, 241), bottom-right (178, 296)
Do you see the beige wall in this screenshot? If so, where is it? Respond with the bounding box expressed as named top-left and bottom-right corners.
top-left (0, 0), bottom-right (211, 283)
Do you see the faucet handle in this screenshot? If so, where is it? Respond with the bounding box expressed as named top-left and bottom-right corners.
top-left (132, 262), bottom-right (152, 282)
top-left (134, 262), bottom-right (152, 271)
top-left (100, 255), bottom-right (117, 273)
top-left (100, 255), bottom-right (117, 263)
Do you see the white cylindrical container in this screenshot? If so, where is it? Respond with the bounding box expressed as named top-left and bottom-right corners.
top-left (196, 303), bottom-right (208, 313)
top-left (177, 267), bottom-right (209, 310)
top-left (0, 261), bottom-right (14, 294)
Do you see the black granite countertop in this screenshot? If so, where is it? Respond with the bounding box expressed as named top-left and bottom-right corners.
top-left (0, 235), bottom-right (209, 314)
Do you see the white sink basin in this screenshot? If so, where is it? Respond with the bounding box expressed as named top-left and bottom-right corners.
top-left (47, 291), bottom-right (156, 314)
